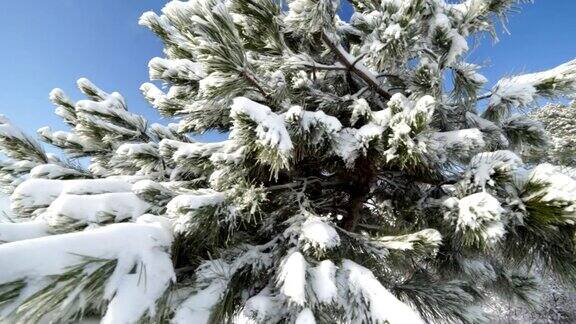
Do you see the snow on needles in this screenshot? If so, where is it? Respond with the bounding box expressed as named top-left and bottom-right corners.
top-left (0, 115), bottom-right (27, 142)
top-left (490, 59), bottom-right (576, 108)
top-left (29, 164), bottom-right (84, 179)
top-left (167, 191), bottom-right (226, 214)
top-left (295, 308), bottom-right (316, 324)
top-left (231, 97), bottom-right (293, 155)
top-left (167, 191), bottom-right (226, 232)
top-left (285, 105), bottom-right (342, 134)
top-left (342, 260), bottom-right (424, 324)
top-left (299, 215), bottom-right (341, 252)
top-left (172, 260), bottom-right (231, 324)
top-left (446, 192), bottom-right (506, 245)
top-left (0, 215), bottom-right (175, 323)
top-left (467, 150), bottom-right (523, 189)
top-left (44, 192), bottom-right (151, 225)
top-left (277, 250), bottom-right (307, 306)
top-left (11, 178), bottom-right (135, 214)
top-left (527, 163), bottom-right (576, 216)
top-left (0, 220), bottom-right (49, 243)
top-left (309, 260), bottom-right (338, 304)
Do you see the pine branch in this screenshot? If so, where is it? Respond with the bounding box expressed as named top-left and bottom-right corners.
top-left (321, 31), bottom-right (392, 100)
top-left (241, 69), bottom-right (271, 100)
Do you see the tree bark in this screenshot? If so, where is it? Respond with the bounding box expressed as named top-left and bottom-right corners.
top-left (341, 157), bottom-right (376, 231)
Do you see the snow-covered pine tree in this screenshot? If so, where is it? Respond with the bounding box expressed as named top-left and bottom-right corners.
top-left (2, 0), bottom-right (576, 323)
top-left (527, 101), bottom-right (576, 167)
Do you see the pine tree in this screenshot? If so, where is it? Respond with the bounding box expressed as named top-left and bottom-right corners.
top-left (1, 0), bottom-right (576, 323)
top-left (527, 101), bottom-right (576, 167)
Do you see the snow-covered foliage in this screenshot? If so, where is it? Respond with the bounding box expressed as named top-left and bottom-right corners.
top-left (529, 101), bottom-right (576, 166)
top-left (485, 60), bottom-right (576, 121)
top-left (0, 215), bottom-right (174, 323)
top-left (444, 192), bottom-right (506, 246)
top-left (1, 0), bottom-right (576, 323)
top-left (485, 101), bottom-right (576, 322)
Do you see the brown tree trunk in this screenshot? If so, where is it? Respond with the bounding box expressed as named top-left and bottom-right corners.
top-left (342, 191), bottom-right (366, 231)
top-left (341, 157), bottom-right (376, 231)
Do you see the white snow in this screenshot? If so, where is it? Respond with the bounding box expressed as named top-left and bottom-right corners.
top-left (140, 82), bottom-right (166, 109)
top-left (384, 23), bottom-right (402, 40)
top-left (37, 127), bottom-right (95, 151)
top-left (445, 30), bottom-right (468, 66)
top-left (167, 191), bottom-right (226, 232)
top-left (295, 308), bottom-right (316, 324)
top-left (430, 12), bottom-right (450, 31)
top-left (453, 192), bottom-right (506, 244)
top-left (167, 191), bottom-right (226, 215)
top-left (0, 215), bottom-right (174, 323)
top-left (378, 229), bottom-right (442, 251)
top-left (172, 260), bottom-right (230, 324)
top-left (11, 178), bottom-right (134, 213)
top-left (372, 108), bottom-right (392, 127)
top-left (433, 128), bottom-right (484, 147)
top-left (44, 192), bottom-right (150, 225)
top-left (291, 70), bottom-right (313, 89)
top-left (76, 92), bottom-right (127, 114)
top-left (231, 97), bottom-right (293, 154)
top-left (454, 63), bottom-right (488, 85)
top-left (526, 164), bottom-right (576, 215)
top-left (349, 99), bottom-right (372, 126)
top-left (285, 106), bottom-right (342, 133)
top-left (427, 9), bottom-right (469, 66)
top-left (80, 113), bottom-right (142, 138)
top-left (0, 115), bottom-right (26, 141)
top-left (148, 57), bottom-right (205, 81)
top-left (357, 123), bottom-right (385, 146)
top-left (277, 250), bottom-right (307, 306)
top-left (342, 259), bottom-right (424, 323)
top-left (115, 142), bottom-right (158, 157)
top-left (408, 95), bottom-right (436, 126)
top-left (74, 80), bottom-right (147, 136)
top-left (309, 260), bottom-right (338, 304)
top-left (0, 220), bottom-right (49, 242)
top-left (209, 144), bottom-right (245, 165)
top-left (0, 195), bottom-right (12, 220)
top-left (11, 179), bottom-right (66, 212)
top-left (333, 123), bottom-right (385, 167)
top-left (173, 281), bottom-right (225, 324)
top-left (237, 288), bottom-right (277, 323)
top-left (432, 128), bottom-right (486, 161)
top-left (285, 0), bottom-right (318, 30)
top-left (77, 78), bottom-right (108, 100)
top-left (468, 150), bottom-right (522, 188)
top-left (333, 128), bottom-right (362, 167)
top-left (160, 139), bottom-right (244, 167)
top-left (299, 216), bottom-right (340, 252)
top-left (490, 59), bottom-right (576, 108)
top-left (0, 117), bottom-right (44, 164)
top-left (382, 94), bottom-right (436, 162)
top-left (29, 164), bottom-right (83, 179)
top-left (48, 88), bottom-right (71, 105)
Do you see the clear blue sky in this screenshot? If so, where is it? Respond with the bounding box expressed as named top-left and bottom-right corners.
top-left (0, 1), bottom-right (575, 142)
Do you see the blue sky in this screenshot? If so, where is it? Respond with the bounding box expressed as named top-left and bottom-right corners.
top-left (0, 1), bottom-right (575, 141)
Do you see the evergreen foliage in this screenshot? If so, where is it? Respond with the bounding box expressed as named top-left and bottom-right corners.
top-left (527, 101), bottom-right (576, 166)
top-left (1, 0), bottom-right (576, 323)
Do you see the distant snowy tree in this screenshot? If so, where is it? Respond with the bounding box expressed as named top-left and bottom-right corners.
top-left (1, 1), bottom-right (576, 323)
top-left (527, 101), bottom-right (576, 167)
